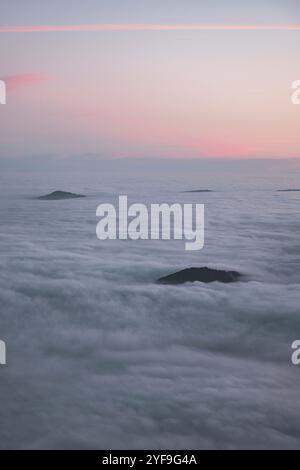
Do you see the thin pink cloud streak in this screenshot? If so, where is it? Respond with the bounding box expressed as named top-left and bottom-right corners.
top-left (3, 73), bottom-right (48, 89)
top-left (0, 23), bottom-right (300, 33)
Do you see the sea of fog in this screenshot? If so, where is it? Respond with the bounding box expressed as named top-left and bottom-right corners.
top-left (0, 159), bottom-right (300, 449)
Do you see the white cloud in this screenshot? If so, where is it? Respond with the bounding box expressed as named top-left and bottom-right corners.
top-left (1, 162), bottom-right (300, 449)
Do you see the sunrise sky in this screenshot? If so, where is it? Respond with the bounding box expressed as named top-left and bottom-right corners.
top-left (1, 0), bottom-right (300, 160)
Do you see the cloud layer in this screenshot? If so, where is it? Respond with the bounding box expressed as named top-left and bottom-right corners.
top-left (0, 161), bottom-right (300, 449)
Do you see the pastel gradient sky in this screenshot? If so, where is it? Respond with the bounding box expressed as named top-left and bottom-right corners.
top-left (0, 0), bottom-right (300, 160)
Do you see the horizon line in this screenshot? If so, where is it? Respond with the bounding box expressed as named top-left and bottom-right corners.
top-left (1, 23), bottom-right (300, 33)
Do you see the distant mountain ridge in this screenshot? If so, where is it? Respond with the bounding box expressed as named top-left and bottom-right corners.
top-left (157, 267), bottom-right (242, 284)
top-left (38, 190), bottom-right (85, 200)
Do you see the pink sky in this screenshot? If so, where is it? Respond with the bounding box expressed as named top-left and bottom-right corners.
top-left (1, 20), bottom-right (300, 159)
